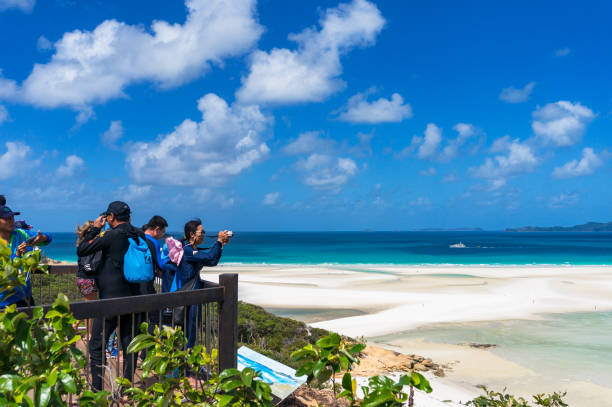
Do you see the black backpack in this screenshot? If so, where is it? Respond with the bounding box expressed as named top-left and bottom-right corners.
top-left (78, 251), bottom-right (104, 276)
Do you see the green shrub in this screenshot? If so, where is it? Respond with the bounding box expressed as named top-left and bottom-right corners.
top-left (291, 332), bottom-right (365, 391)
top-left (238, 302), bottom-right (329, 368)
top-left (290, 334), bottom-right (432, 407)
top-left (120, 322), bottom-right (273, 407)
top-left (0, 240), bottom-right (109, 406)
top-left (468, 386), bottom-right (568, 407)
top-left (360, 373), bottom-right (432, 407)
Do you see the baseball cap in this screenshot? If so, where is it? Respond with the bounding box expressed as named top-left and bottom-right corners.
top-left (15, 220), bottom-right (33, 229)
top-left (101, 201), bottom-right (131, 218)
top-left (0, 205), bottom-right (20, 219)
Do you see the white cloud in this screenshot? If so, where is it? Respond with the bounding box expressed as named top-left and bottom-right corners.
top-left (8, 184), bottom-right (93, 210)
top-left (236, 0), bottom-right (385, 104)
top-left (262, 192), bottom-right (280, 205)
top-left (555, 47), bottom-right (570, 57)
top-left (118, 184), bottom-right (152, 202)
top-left (352, 131), bottom-right (374, 156)
top-left (499, 82), bottom-right (535, 103)
top-left (393, 135), bottom-right (422, 160)
top-left (549, 192), bottom-right (578, 208)
top-left (0, 0), bottom-right (34, 12)
top-left (36, 35), bottom-right (52, 51)
top-left (471, 137), bottom-right (538, 179)
top-left (0, 141), bottom-right (33, 180)
top-left (337, 92), bottom-right (412, 123)
top-left (440, 123), bottom-right (480, 160)
top-left (56, 154), bottom-right (85, 178)
top-left (487, 178), bottom-right (507, 191)
top-left (419, 167), bottom-right (436, 176)
top-left (490, 135), bottom-right (512, 153)
top-left (1, 0), bottom-right (262, 112)
top-left (552, 147), bottom-right (603, 178)
top-left (74, 107), bottom-right (94, 126)
top-left (0, 105), bottom-right (8, 124)
top-left (282, 131), bottom-right (334, 155)
top-left (453, 123), bottom-right (478, 143)
top-left (532, 101), bottom-right (594, 146)
top-left (406, 123), bottom-right (480, 161)
top-left (127, 93), bottom-right (272, 187)
top-left (295, 154), bottom-right (358, 192)
top-left (418, 123), bottom-right (442, 159)
top-left (101, 120), bottom-right (123, 149)
top-left (0, 70), bottom-right (18, 99)
top-left (409, 196), bottom-right (431, 207)
top-left (283, 131), bottom-right (359, 191)
top-left (442, 172), bottom-right (459, 183)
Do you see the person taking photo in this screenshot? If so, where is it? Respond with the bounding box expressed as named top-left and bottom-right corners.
top-left (77, 201), bottom-right (158, 391)
top-left (0, 204), bottom-right (51, 308)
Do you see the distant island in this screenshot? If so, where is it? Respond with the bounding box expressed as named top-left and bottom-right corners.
top-left (505, 221), bottom-right (612, 232)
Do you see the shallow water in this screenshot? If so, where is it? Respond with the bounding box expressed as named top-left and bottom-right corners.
top-left (373, 311), bottom-right (612, 389)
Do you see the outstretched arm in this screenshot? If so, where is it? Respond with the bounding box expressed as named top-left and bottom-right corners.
top-left (182, 241), bottom-right (223, 268)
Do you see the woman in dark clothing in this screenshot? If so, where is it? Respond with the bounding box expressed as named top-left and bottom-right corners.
top-left (178, 219), bottom-right (229, 348)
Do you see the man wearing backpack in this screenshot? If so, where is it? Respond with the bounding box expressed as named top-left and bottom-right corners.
top-left (77, 201), bottom-right (158, 391)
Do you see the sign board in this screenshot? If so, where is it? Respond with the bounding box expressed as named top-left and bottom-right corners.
top-left (237, 346), bottom-right (307, 400)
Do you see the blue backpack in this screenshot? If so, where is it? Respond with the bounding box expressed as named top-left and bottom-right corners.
top-left (123, 237), bottom-right (154, 283)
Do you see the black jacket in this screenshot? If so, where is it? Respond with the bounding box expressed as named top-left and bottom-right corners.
top-left (77, 223), bottom-right (158, 299)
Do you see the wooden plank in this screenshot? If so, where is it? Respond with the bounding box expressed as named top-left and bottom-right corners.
top-left (46, 264), bottom-right (78, 275)
top-left (18, 286), bottom-right (224, 319)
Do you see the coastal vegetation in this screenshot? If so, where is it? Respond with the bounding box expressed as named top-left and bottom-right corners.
top-left (238, 301), bottom-right (330, 368)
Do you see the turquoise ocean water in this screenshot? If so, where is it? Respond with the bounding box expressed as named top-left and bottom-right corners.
top-left (41, 231), bottom-right (612, 264)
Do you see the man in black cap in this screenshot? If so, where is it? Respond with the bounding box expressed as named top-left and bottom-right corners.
top-left (77, 201), bottom-right (158, 391)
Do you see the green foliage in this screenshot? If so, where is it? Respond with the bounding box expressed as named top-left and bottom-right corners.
top-left (292, 335), bottom-right (432, 407)
top-left (532, 392), bottom-right (568, 407)
top-left (291, 332), bottom-right (364, 389)
top-left (120, 322), bottom-right (273, 407)
top-left (338, 372), bottom-right (360, 406)
top-left (217, 368), bottom-right (273, 407)
top-left (0, 240), bottom-right (108, 406)
top-left (0, 241), bottom-right (48, 305)
top-left (360, 373), bottom-right (432, 407)
top-left (238, 302), bottom-right (329, 369)
top-left (468, 386), bottom-right (568, 407)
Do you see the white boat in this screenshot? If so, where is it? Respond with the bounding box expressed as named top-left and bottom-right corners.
top-left (449, 242), bottom-right (466, 248)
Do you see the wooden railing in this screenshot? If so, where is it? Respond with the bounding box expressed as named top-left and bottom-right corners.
top-left (19, 265), bottom-right (238, 393)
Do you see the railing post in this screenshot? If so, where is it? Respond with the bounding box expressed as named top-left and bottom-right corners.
top-left (218, 273), bottom-right (238, 372)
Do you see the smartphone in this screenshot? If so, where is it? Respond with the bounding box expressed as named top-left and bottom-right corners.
top-left (25, 235), bottom-right (38, 246)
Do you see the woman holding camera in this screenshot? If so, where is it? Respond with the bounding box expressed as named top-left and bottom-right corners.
top-left (178, 219), bottom-right (230, 348)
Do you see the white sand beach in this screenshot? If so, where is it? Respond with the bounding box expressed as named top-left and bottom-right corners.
top-left (207, 263), bottom-right (612, 406)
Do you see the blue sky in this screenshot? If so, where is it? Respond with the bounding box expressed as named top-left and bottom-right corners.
top-left (0, 0), bottom-right (611, 231)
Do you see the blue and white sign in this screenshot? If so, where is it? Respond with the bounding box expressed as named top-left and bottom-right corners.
top-left (237, 346), bottom-right (307, 400)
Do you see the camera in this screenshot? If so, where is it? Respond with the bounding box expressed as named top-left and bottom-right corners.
top-left (226, 231), bottom-right (234, 237)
